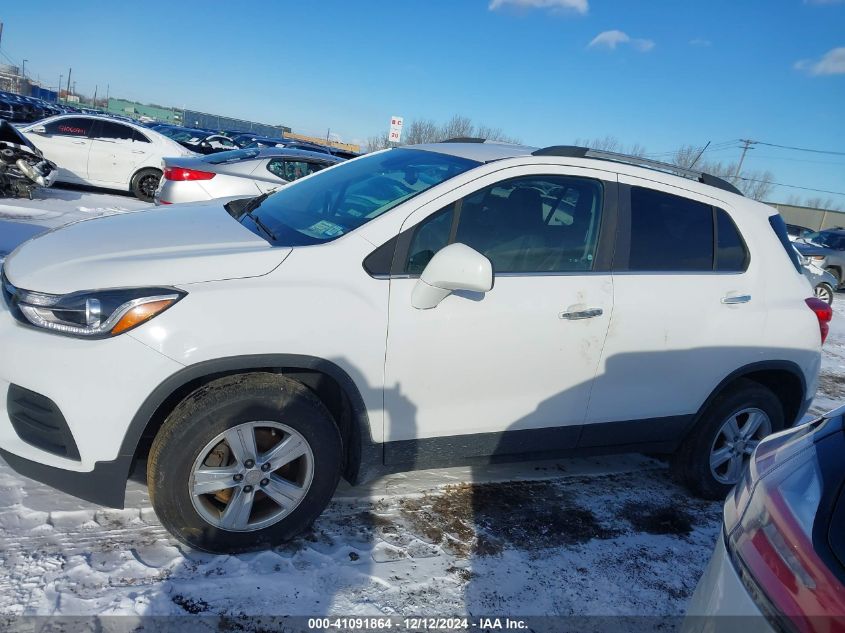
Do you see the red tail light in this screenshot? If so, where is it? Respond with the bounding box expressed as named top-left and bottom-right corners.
top-left (727, 437), bottom-right (845, 633)
top-left (805, 298), bottom-right (833, 344)
top-left (163, 166), bottom-right (215, 181)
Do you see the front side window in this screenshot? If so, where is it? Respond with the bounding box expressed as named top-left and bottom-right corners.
top-left (406, 175), bottom-right (604, 274)
top-left (242, 148), bottom-right (480, 245)
top-left (44, 117), bottom-right (94, 137)
top-left (628, 187), bottom-right (714, 271)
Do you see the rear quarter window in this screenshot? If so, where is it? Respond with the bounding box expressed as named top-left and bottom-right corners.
top-left (769, 214), bottom-right (802, 273)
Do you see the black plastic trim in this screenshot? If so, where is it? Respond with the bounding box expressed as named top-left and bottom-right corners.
top-left (0, 448), bottom-right (128, 507)
top-left (7, 384), bottom-right (80, 460)
top-left (442, 137), bottom-right (486, 143)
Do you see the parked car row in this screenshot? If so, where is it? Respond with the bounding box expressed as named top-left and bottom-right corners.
top-left (147, 123), bottom-right (361, 160)
top-left (794, 227), bottom-right (845, 289)
top-left (156, 147), bottom-right (343, 204)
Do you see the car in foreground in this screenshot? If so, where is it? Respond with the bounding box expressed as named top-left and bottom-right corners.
top-left (685, 403), bottom-right (844, 632)
top-left (21, 115), bottom-right (195, 201)
top-left (0, 141), bottom-right (828, 553)
top-left (794, 229), bottom-right (845, 289)
top-left (155, 147), bottom-right (343, 204)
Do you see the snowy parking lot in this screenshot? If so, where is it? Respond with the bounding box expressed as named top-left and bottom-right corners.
top-left (0, 187), bottom-right (843, 624)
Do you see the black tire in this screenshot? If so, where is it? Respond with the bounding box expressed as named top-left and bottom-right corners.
top-left (147, 372), bottom-right (342, 553)
top-left (671, 379), bottom-right (784, 500)
top-left (815, 282), bottom-right (835, 306)
top-left (130, 167), bottom-right (161, 202)
top-left (825, 267), bottom-right (842, 289)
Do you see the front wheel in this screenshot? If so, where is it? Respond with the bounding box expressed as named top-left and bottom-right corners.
top-left (130, 168), bottom-right (162, 202)
top-left (147, 373), bottom-right (342, 553)
top-left (672, 379), bottom-right (783, 500)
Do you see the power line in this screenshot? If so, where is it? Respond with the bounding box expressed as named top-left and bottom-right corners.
top-left (738, 176), bottom-right (845, 197)
top-left (753, 140), bottom-right (845, 157)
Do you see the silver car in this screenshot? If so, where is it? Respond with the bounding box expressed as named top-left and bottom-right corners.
top-left (155, 147), bottom-right (343, 205)
top-left (797, 246), bottom-right (837, 305)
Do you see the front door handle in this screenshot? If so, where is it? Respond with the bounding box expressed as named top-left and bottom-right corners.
top-left (721, 294), bottom-right (751, 305)
top-left (560, 307), bottom-right (603, 320)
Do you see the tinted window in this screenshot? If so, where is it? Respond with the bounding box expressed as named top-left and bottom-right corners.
top-left (44, 117), bottom-right (94, 137)
top-left (131, 129), bottom-right (150, 143)
top-left (96, 121), bottom-right (134, 140)
top-left (628, 187), bottom-right (713, 271)
top-left (267, 159), bottom-right (326, 182)
top-left (716, 208), bottom-right (749, 271)
top-left (407, 207), bottom-right (454, 273)
top-left (406, 175), bottom-right (604, 274)
top-left (242, 148), bottom-right (479, 245)
top-left (769, 214), bottom-right (801, 272)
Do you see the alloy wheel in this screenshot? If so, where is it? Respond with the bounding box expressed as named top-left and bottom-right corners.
top-left (709, 407), bottom-right (772, 485)
top-left (189, 421), bottom-right (314, 532)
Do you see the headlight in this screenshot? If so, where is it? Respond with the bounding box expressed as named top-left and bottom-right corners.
top-left (2, 277), bottom-right (185, 339)
top-left (808, 255), bottom-right (826, 262)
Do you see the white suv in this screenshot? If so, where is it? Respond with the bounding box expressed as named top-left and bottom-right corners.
top-left (0, 141), bottom-right (829, 553)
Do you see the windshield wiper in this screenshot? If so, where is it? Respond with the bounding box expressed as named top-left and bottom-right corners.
top-left (232, 192), bottom-right (277, 242)
top-left (243, 209), bottom-right (277, 242)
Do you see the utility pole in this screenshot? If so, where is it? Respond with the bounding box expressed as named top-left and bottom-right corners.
top-left (58, 74), bottom-right (63, 103)
top-left (733, 139), bottom-right (755, 183)
top-left (0, 22), bottom-right (4, 49)
top-left (92, 85), bottom-right (98, 108)
top-left (21, 59), bottom-right (27, 78)
top-left (65, 68), bottom-right (72, 100)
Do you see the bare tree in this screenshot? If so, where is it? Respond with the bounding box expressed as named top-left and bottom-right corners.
top-left (365, 133), bottom-right (391, 153)
top-left (573, 135), bottom-right (646, 156)
top-left (364, 114), bottom-right (520, 152)
top-left (403, 119), bottom-right (440, 145)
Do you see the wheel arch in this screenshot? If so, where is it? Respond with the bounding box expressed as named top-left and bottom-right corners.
top-left (122, 354), bottom-right (379, 487)
top-left (692, 360), bottom-right (808, 436)
top-left (128, 165), bottom-right (162, 189)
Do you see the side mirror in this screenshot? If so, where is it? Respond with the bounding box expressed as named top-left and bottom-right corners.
top-left (29, 125), bottom-right (46, 134)
top-left (411, 243), bottom-right (493, 310)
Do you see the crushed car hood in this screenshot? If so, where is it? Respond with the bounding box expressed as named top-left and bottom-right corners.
top-left (3, 202), bottom-right (290, 294)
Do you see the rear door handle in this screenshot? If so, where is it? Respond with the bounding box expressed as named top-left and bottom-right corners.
top-left (721, 294), bottom-right (751, 304)
top-left (560, 307), bottom-right (603, 320)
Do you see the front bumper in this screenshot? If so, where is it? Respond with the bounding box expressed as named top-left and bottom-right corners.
top-left (0, 290), bottom-right (184, 504)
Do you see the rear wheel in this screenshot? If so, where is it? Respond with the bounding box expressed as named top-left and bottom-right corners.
top-left (130, 168), bottom-right (161, 202)
top-left (815, 282), bottom-right (835, 306)
top-left (672, 379), bottom-right (783, 499)
top-left (147, 373), bottom-right (342, 553)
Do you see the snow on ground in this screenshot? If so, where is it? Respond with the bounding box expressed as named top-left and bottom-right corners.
top-left (0, 189), bottom-right (843, 625)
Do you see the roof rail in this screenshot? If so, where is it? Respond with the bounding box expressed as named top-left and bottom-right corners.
top-left (441, 137), bottom-right (487, 144)
top-left (532, 145), bottom-right (743, 196)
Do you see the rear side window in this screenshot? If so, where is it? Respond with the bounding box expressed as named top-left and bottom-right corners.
top-left (715, 208), bottom-right (749, 272)
top-left (628, 187), bottom-right (713, 271)
top-left (769, 214), bottom-right (802, 272)
top-left (96, 121), bottom-right (134, 140)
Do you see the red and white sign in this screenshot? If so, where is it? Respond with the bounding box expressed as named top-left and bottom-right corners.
top-left (389, 116), bottom-right (404, 143)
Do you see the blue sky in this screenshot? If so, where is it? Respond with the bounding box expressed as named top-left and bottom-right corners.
top-left (1, 0), bottom-right (843, 205)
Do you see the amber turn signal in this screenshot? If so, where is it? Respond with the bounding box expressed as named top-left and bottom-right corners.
top-left (110, 299), bottom-right (176, 335)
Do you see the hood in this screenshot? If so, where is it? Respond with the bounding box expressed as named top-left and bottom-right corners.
top-left (3, 202), bottom-right (290, 294)
top-left (0, 120), bottom-right (41, 154)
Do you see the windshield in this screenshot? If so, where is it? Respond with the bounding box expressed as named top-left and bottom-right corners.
top-left (203, 148), bottom-right (261, 164)
top-left (239, 148), bottom-right (480, 245)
